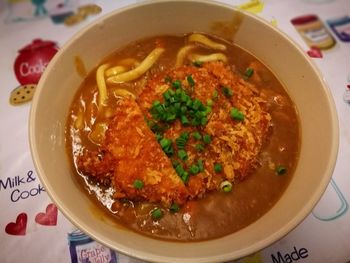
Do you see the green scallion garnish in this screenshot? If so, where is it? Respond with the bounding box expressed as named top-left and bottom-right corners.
top-left (133, 179), bottom-right (144, 189)
top-left (172, 80), bottom-right (182, 89)
top-left (276, 165), bottom-right (287, 175)
top-left (193, 61), bottom-right (203, 67)
top-left (230, 107), bottom-right (245, 121)
top-left (151, 208), bottom-right (163, 220)
top-left (245, 67), bottom-right (254, 78)
top-left (164, 75), bottom-right (172, 83)
top-left (170, 203), bottom-right (180, 213)
top-left (187, 74), bottom-right (195, 87)
top-left (159, 138), bottom-right (174, 156)
top-left (195, 143), bottom-right (205, 152)
top-left (178, 149), bottom-right (188, 161)
top-left (200, 116), bottom-right (208, 126)
top-left (180, 115), bottom-right (190, 125)
top-left (181, 171), bottom-right (190, 184)
top-left (207, 99), bottom-right (214, 107)
top-left (220, 180), bottom-right (233, 193)
top-left (189, 164), bottom-right (200, 175)
top-left (214, 163), bottom-right (222, 173)
top-left (222, 86), bottom-right (233, 97)
top-left (212, 90), bottom-right (218, 100)
top-left (197, 159), bottom-right (204, 172)
top-left (175, 164), bottom-right (185, 176)
top-left (192, 131), bottom-right (202, 140)
top-left (203, 134), bottom-right (211, 144)
top-left (160, 138), bottom-right (172, 149)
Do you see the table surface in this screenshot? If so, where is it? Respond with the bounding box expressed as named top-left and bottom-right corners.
top-left (1, 0), bottom-right (350, 262)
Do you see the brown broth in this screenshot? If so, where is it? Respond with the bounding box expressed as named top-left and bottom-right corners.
top-left (66, 34), bottom-right (300, 241)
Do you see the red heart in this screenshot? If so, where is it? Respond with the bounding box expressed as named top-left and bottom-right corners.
top-left (5, 213), bottom-right (28, 236)
top-left (307, 46), bottom-right (323, 58)
top-left (35, 203), bottom-right (58, 226)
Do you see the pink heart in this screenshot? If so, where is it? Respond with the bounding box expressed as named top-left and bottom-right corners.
top-left (35, 203), bottom-right (58, 226)
top-left (307, 46), bottom-right (323, 58)
top-left (5, 213), bottom-right (28, 236)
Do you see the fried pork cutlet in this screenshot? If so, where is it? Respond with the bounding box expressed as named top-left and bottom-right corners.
top-left (78, 61), bottom-right (271, 206)
top-left (78, 98), bottom-right (189, 206)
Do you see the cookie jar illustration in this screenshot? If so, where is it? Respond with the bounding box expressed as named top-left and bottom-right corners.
top-left (10, 39), bottom-right (59, 106)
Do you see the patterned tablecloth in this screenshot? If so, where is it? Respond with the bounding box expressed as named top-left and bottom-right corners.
top-left (1, 0), bottom-right (349, 262)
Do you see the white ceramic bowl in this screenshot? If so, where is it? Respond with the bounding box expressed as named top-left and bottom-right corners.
top-left (29, 1), bottom-right (339, 262)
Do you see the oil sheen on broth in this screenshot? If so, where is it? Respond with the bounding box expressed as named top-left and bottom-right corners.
top-left (66, 33), bottom-right (300, 241)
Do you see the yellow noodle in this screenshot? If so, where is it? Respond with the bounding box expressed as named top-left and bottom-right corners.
top-left (107, 47), bottom-right (165, 84)
top-left (175, 45), bottom-right (195, 67)
top-left (89, 122), bottom-right (108, 145)
top-left (105, 65), bottom-right (127, 78)
top-left (118, 58), bottom-right (140, 67)
top-left (96, 63), bottom-right (109, 107)
top-left (188, 33), bottom-right (227, 51)
top-left (188, 53), bottom-right (228, 63)
top-left (113, 88), bottom-right (136, 99)
top-left (105, 58), bottom-right (140, 77)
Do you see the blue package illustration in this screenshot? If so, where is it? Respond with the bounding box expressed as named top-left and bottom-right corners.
top-left (327, 15), bottom-right (350, 42)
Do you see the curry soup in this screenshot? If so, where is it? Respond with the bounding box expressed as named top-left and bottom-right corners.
top-left (66, 33), bottom-right (300, 241)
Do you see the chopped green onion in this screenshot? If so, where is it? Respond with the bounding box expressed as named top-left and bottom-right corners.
top-left (230, 107), bottom-right (245, 121)
top-left (175, 138), bottom-right (186, 149)
top-left (170, 203), bottom-right (180, 213)
top-left (197, 159), bottom-right (204, 172)
top-left (175, 164), bottom-right (185, 176)
top-left (172, 80), bottom-right (182, 89)
top-left (193, 61), bottom-right (203, 67)
top-left (245, 67), bottom-right (254, 78)
top-left (155, 132), bottom-right (162, 141)
top-left (191, 118), bottom-right (201, 126)
top-left (180, 131), bottom-right (190, 140)
top-left (163, 90), bottom-right (171, 101)
top-left (200, 116), bottom-right (208, 126)
top-left (181, 93), bottom-right (190, 103)
top-left (192, 131), bottom-right (202, 140)
top-left (178, 149), bottom-right (188, 161)
top-left (133, 179), bottom-right (144, 189)
top-left (207, 99), bottom-right (214, 107)
top-left (164, 75), bottom-right (172, 83)
top-left (192, 99), bottom-right (202, 110)
top-left (159, 138), bottom-right (174, 156)
top-left (165, 113), bottom-right (176, 122)
top-left (195, 143), bottom-right (205, 152)
top-left (181, 171), bottom-right (190, 184)
top-left (175, 132), bottom-right (189, 149)
top-left (214, 163), bottom-right (222, 173)
top-left (151, 208), bottom-right (163, 220)
top-left (203, 134), bottom-right (211, 144)
top-left (222, 86), bottom-right (233, 97)
top-left (186, 99), bottom-right (193, 108)
top-left (276, 165), bottom-right (287, 175)
top-left (220, 180), bottom-right (233, 192)
top-left (153, 100), bottom-right (161, 107)
top-left (180, 115), bottom-right (190, 125)
top-left (212, 90), bottom-right (218, 100)
top-left (187, 75), bottom-right (195, 87)
top-left (189, 164), bottom-right (200, 175)
top-left (160, 138), bottom-right (172, 149)
top-left (172, 159), bottom-right (180, 168)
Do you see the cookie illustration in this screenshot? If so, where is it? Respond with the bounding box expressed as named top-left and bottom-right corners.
top-left (64, 4), bottom-right (102, 26)
top-left (9, 84), bottom-right (36, 106)
top-left (78, 4), bottom-right (102, 16)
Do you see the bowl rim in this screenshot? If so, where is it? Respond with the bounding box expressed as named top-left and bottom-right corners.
top-left (29, 0), bottom-right (339, 262)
